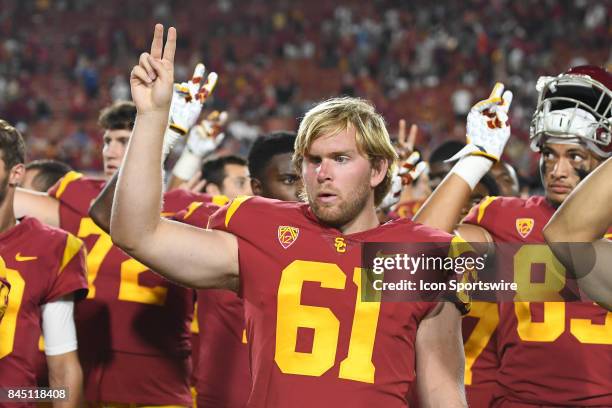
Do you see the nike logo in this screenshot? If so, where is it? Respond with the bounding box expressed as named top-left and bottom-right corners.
top-left (15, 253), bottom-right (37, 262)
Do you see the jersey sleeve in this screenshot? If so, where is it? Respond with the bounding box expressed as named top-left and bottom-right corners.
top-left (462, 196), bottom-right (500, 231)
top-left (207, 196), bottom-right (254, 235)
top-left (404, 222), bottom-right (472, 315)
top-left (43, 232), bottom-right (89, 303)
top-left (162, 189), bottom-right (225, 216)
top-left (207, 196), bottom-right (266, 298)
top-left (174, 202), bottom-right (219, 228)
top-left (446, 235), bottom-right (474, 315)
top-left (47, 171), bottom-right (103, 216)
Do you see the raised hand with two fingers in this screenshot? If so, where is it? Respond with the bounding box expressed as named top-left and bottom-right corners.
top-left (447, 82), bottom-right (513, 163)
top-left (379, 121), bottom-right (428, 211)
top-left (396, 119), bottom-right (419, 160)
top-left (163, 63), bottom-right (219, 159)
top-left (169, 63), bottom-right (219, 136)
top-left (130, 24), bottom-right (176, 114)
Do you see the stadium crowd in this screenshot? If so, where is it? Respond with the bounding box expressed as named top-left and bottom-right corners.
top-left (0, 0), bottom-right (609, 189)
top-left (0, 1), bottom-right (611, 408)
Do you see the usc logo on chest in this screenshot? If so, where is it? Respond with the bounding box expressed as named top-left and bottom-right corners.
top-left (334, 237), bottom-right (347, 253)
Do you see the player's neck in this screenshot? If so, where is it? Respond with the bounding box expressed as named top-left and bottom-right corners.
top-left (338, 205), bottom-right (380, 235)
top-left (0, 192), bottom-right (17, 234)
top-left (544, 195), bottom-right (561, 209)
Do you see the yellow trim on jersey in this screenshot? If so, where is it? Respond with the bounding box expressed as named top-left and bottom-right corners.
top-left (224, 196), bottom-right (252, 228)
top-left (191, 303), bottom-right (199, 334)
top-left (190, 387), bottom-right (197, 408)
top-left (242, 329), bottom-right (247, 344)
top-left (212, 195), bottom-right (230, 207)
top-left (476, 196), bottom-right (499, 224)
top-left (448, 235), bottom-right (474, 312)
top-left (53, 171), bottom-right (83, 199)
top-left (184, 202), bottom-right (204, 220)
top-left (0, 257), bottom-right (7, 320)
top-left (59, 234), bottom-right (84, 275)
top-left (448, 235), bottom-right (474, 258)
top-left (604, 233), bottom-right (612, 240)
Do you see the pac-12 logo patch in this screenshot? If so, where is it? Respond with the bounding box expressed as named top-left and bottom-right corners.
top-left (278, 226), bottom-right (300, 249)
top-left (516, 218), bottom-right (534, 238)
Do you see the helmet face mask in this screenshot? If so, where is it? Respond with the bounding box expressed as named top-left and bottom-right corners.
top-left (530, 65), bottom-right (612, 158)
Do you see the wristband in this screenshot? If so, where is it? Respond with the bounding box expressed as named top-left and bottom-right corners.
top-left (449, 155), bottom-right (493, 190)
top-left (172, 149), bottom-right (203, 180)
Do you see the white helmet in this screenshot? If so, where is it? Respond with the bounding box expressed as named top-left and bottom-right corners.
top-left (530, 65), bottom-right (612, 158)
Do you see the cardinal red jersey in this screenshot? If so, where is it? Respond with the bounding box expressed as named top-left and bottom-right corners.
top-left (162, 188), bottom-right (220, 216)
top-left (0, 272), bottom-right (9, 324)
top-left (47, 172), bottom-right (210, 405)
top-left (175, 201), bottom-right (251, 408)
top-left (0, 217), bottom-right (88, 401)
top-left (463, 195), bottom-right (612, 407)
top-left (209, 196), bottom-right (462, 408)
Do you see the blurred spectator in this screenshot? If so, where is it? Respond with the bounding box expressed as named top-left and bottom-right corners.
top-left (110, 75), bottom-right (130, 102)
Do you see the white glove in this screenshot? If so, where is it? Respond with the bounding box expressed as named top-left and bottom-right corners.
top-left (447, 82), bottom-right (513, 163)
top-left (379, 152), bottom-right (428, 211)
top-left (162, 63), bottom-right (218, 160)
top-left (185, 111), bottom-right (228, 157)
top-left (172, 111), bottom-right (228, 180)
top-left (399, 152), bottom-right (428, 185)
top-left (379, 167), bottom-right (403, 211)
top-left (446, 83), bottom-right (513, 190)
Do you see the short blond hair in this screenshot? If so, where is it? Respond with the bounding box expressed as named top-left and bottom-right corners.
top-left (293, 97), bottom-right (397, 205)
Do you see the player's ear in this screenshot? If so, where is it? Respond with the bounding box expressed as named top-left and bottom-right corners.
top-left (250, 177), bottom-right (263, 196)
top-left (8, 163), bottom-right (25, 187)
top-left (204, 182), bottom-right (221, 196)
top-left (370, 158), bottom-right (388, 188)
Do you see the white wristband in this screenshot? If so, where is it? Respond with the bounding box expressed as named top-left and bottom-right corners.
top-left (449, 155), bottom-right (493, 190)
top-left (172, 149), bottom-right (203, 181)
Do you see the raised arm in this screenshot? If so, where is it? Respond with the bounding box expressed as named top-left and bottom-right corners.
top-left (416, 303), bottom-right (467, 408)
top-left (14, 188), bottom-right (60, 227)
top-left (413, 173), bottom-right (474, 233)
top-left (544, 156), bottom-right (612, 241)
top-left (544, 156), bottom-right (612, 310)
top-left (414, 83), bottom-right (512, 241)
top-left (110, 24), bottom-right (238, 290)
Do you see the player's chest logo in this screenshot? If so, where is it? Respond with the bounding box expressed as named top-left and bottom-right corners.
top-left (516, 218), bottom-right (535, 238)
top-left (278, 226), bottom-right (300, 249)
top-left (334, 237), bottom-right (347, 253)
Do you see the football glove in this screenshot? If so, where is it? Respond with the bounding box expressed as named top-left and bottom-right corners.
top-left (379, 152), bottom-right (428, 211)
top-left (172, 110), bottom-right (228, 181)
top-left (447, 82), bottom-right (513, 163)
top-left (185, 110), bottom-right (228, 157)
top-left (162, 63), bottom-right (218, 159)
